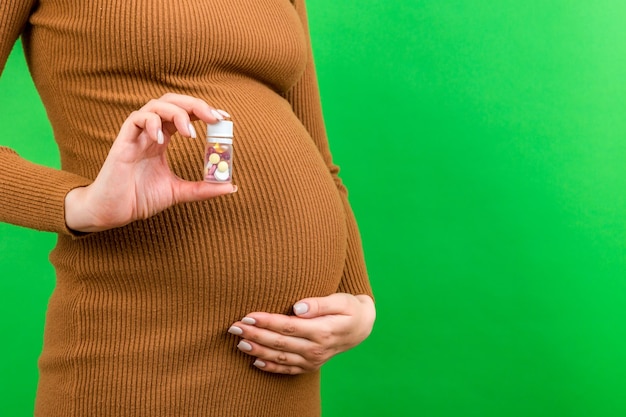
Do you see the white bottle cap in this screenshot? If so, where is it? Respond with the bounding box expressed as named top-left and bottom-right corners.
top-left (207, 120), bottom-right (233, 138)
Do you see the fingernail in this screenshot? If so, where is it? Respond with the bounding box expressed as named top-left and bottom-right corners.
top-left (228, 326), bottom-right (243, 336)
top-left (188, 123), bottom-right (197, 139)
top-left (238, 341), bottom-right (253, 352)
top-left (216, 109), bottom-right (231, 118)
top-left (254, 359), bottom-right (266, 368)
top-left (211, 109), bottom-right (225, 120)
top-left (241, 317), bottom-right (256, 325)
top-left (157, 129), bottom-right (164, 145)
top-left (293, 303), bottom-right (309, 315)
top-left (230, 185), bottom-right (238, 194)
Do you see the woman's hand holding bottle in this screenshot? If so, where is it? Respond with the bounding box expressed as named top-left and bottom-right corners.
top-left (64, 93), bottom-right (236, 233)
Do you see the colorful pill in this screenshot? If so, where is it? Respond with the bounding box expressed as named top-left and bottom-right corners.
top-left (214, 169), bottom-right (230, 181)
top-left (208, 153), bottom-right (220, 165)
top-left (217, 161), bottom-right (229, 172)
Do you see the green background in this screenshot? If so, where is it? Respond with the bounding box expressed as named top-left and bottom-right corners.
top-left (2, 1), bottom-right (626, 416)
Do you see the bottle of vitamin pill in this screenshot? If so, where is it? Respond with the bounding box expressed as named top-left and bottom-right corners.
top-left (204, 119), bottom-right (233, 183)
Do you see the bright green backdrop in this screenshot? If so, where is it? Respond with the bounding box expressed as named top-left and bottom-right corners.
top-left (2, 1), bottom-right (626, 416)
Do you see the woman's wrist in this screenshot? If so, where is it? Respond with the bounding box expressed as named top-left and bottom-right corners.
top-left (64, 186), bottom-right (101, 233)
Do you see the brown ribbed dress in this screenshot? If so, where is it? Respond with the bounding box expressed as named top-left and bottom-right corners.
top-left (0, 0), bottom-right (372, 416)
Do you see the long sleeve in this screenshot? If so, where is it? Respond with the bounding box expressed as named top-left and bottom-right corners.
top-left (285, 0), bottom-right (373, 297)
top-left (0, 0), bottom-right (92, 235)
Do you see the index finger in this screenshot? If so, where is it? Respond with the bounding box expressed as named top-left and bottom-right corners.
top-left (141, 93), bottom-right (227, 124)
top-left (236, 312), bottom-right (324, 340)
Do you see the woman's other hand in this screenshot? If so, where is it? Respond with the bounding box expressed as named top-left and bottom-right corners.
top-left (64, 93), bottom-right (236, 233)
top-left (228, 293), bottom-right (376, 375)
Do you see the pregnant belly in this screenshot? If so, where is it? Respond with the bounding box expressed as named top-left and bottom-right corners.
top-left (50, 94), bottom-right (348, 318)
top-left (195, 101), bottom-right (349, 314)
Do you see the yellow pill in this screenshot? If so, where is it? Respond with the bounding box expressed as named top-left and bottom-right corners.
top-left (208, 153), bottom-right (220, 164)
top-left (217, 161), bottom-right (229, 172)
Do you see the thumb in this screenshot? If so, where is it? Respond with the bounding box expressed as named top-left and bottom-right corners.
top-left (292, 293), bottom-right (353, 318)
top-left (174, 180), bottom-right (238, 204)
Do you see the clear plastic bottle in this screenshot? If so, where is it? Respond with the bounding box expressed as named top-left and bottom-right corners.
top-left (204, 120), bottom-right (233, 183)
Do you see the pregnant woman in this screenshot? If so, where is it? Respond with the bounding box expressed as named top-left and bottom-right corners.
top-left (0, 1), bottom-right (375, 416)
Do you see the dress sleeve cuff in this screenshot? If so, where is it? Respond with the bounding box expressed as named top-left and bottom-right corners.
top-left (0, 148), bottom-right (93, 235)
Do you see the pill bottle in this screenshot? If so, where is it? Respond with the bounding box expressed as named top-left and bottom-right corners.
top-left (204, 120), bottom-right (234, 183)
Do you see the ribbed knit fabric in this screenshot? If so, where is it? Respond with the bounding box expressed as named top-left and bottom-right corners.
top-left (0, 1), bottom-right (372, 416)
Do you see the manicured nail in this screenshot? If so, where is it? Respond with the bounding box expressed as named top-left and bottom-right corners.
top-left (188, 123), bottom-right (197, 139)
top-left (238, 341), bottom-right (253, 352)
top-left (211, 109), bottom-right (224, 120)
top-left (228, 326), bottom-right (243, 336)
top-left (157, 129), bottom-right (164, 145)
top-left (241, 317), bottom-right (256, 325)
top-left (216, 109), bottom-right (231, 118)
top-left (230, 185), bottom-right (238, 194)
top-left (293, 302), bottom-right (309, 315)
top-left (254, 359), bottom-right (266, 368)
